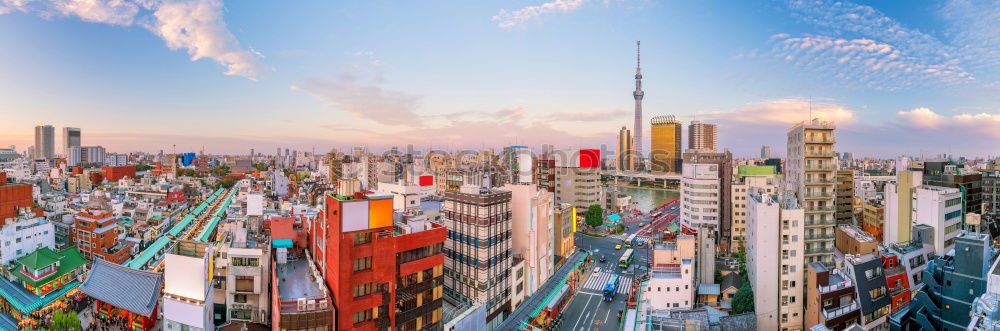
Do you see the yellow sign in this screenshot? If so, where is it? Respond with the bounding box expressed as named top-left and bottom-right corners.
top-left (571, 207), bottom-right (577, 233)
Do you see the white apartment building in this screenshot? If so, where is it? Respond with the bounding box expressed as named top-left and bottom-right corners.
top-left (913, 185), bottom-right (963, 255)
top-left (0, 217), bottom-right (55, 265)
top-left (104, 153), bottom-right (129, 167)
top-left (164, 240), bottom-right (215, 331)
top-left (747, 189), bottom-right (805, 331)
top-left (648, 234), bottom-right (696, 311)
top-left (211, 223), bottom-right (271, 325)
top-left (731, 166), bottom-right (777, 249)
top-left (506, 183), bottom-right (555, 298)
top-left (786, 119), bottom-right (837, 265)
top-left (680, 163), bottom-right (721, 231)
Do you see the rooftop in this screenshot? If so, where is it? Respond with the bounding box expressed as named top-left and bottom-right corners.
top-left (838, 224), bottom-right (877, 243)
top-left (276, 256), bottom-right (326, 300)
top-left (737, 165), bottom-right (775, 177)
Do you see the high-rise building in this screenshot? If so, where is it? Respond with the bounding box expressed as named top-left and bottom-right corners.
top-left (552, 202), bottom-right (576, 268)
top-left (984, 170), bottom-right (1000, 233)
top-left (731, 165), bottom-right (777, 251)
top-left (650, 115), bottom-right (682, 174)
top-left (683, 149), bottom-right (733, 251)
top-left (912, 185), bottom-right (963, 255)
top-left (506, 182), bottom-right (555, 299)
top-left (835, 170), bottom-right (855, 225)
top-left (680, 163), bottom-right (721, 232)
top-left (313, 192), bottom-right (446, 330)
top-left (746, 189), bottom-right (804, 331)
top-left (552, 149), bottom-right (601, 212)
top-left (921, 160), bottom-right (985, 233)
top-left (687, 121), bottom-right (717, 152)
top-left (760, 146), bottom-right (771, 159)
top-left (443, 186), bottom-right (513, 328)
top-left (33, 125), bottom-right (54, 159)
top-left (633, 41), bottom-right (644, 171)
top-left (884, 157), bottom-right (922, 244)
top-left (62, 127), bottom-right (80, 154)
top-left (786, 119), bottom-right (837, 265)
top-left (617, 126), bottom-right (634, 171)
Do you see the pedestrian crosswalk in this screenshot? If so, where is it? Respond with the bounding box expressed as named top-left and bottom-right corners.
top-left (582, 270), bottom-right (633, 295)
top-left (633, 236), bottom-right (651, 245)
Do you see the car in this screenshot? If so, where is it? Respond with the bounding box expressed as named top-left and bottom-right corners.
top-left (615, 244), bottom-right (622, 250)
top-left (637, 241), bottom-right (645, 247)
top-left (599, 255), bottom-right (606, 262)
top-left (624, 242), bottom-right (632, 248)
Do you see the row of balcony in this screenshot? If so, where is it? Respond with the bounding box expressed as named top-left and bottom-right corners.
top-left (805, 233), bottom-right (835, 241)
top-left (805, 247), bottom-right (834, 255)
top-left (805, 219), bottom-right (836, 226)
top-left (804, 150), bottom-right (837, 157)
top-left (804, 205), bottom-right (836, 212)
top-left (822, 302), bottom-right (860, 320)
top-left (805, 178), bottom-right (836, 185)
top-left (804, 163), bottom-right (838, 171)
top-left (805, 135), bottom-right (836, 144)
top-left (804, 192), bottom-right (834, 199)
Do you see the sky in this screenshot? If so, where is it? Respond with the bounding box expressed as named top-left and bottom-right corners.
top-left (0, 0), bottom-right (997, 158)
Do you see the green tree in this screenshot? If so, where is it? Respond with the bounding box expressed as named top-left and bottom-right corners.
top-left (732, 283), bottom-right (755, 314)
top-left (584, 204), bottom-right (604, 228)
top-left (50, 310), bottom-right (81, 331)
top-left (714, 269), bottom-right (723, 283)
top-left (136, 164), bottom-right (155, 171)
top-left (218, 177), bottom-right (235, 189)
top-left (211, 165), bottom-right (230, 177)
top-left (252, 162), bottom-right (269, 172)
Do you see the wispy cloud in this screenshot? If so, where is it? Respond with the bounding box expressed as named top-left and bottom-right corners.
top-left (292, 73), bottom-right (423, 127)
top-left (0, 0), bottom-right (264, 79)
top-left (539, 109), bottom-right (630, 122)
top-left (493, 0), bottom-right (584, 29)
top-left (758, 0), bottom-right (1000, 90)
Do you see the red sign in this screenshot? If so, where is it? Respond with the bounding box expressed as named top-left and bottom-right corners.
top-left (579, 149), bottom-right (600, 168)
top-left (419, 175), bottom-right (433, 186)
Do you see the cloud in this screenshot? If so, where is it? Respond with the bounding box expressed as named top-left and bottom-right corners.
top-left (766, 35), bottom-right (972, 90)
top-left (896, 107), bottom-right (1000, 137)
top-left (766, 0), bottom-right (1000, 90)
top-left (897, 107), bottom-right (944, 128)
top-left (539, 109), bottom-right (630, 122)
top-left (493, 0), bottom-right (584, 29)
top-left (0, 0), bottom-right (263, 79)
top-left (705, 98), bottom-right (856, 126)
top-left (292, 75), bottom-right (423, 127)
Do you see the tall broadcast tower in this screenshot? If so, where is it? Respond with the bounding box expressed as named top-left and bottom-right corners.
top-left (632, 41), bottom-right (644, 171)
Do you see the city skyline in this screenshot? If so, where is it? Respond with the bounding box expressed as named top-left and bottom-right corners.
top-left (0, 0), bottom-right (998, 157)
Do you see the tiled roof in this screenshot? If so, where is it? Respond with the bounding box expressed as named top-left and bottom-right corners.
top-left (721, 272), bottom-right (745, 292)
top-left (13, 247), bottom-right (87, 288)
top-left (79, 259), bottom-right (163, 317)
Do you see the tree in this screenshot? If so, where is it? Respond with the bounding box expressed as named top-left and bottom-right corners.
top-left (50, 310), bottom-right (81, 331)
top-left (252, 162), bottom-right (269, 172)
top-left (211, 165), bottom-right (230, 177)
top-left (584, 204), bottom-right (604, 228)
top-left (136, 164), bottom-right (155, 172)
top-left (714, 269), bottom-right (723, 284)
top-left (218, 177), bottom-right (235, 189)
top-left (732, 283), bottom-right (755, 314)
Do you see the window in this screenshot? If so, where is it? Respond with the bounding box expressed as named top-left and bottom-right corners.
top-left (354, 232), bottom-right (372, 245)
top-left (235, 276), bottom-right (254, 292)
top-left (353, 309), bottom-right (373, 324)
top-left (864, 267), bottom-right (882, 280)
top-left (231, 257), bottom-right (259, 267)
top-left (353, 256), bottom-right (373, 271)
top-left (233, 294), bottom-right (247, 303)
top-left (354, 282), bottom-right (376, 298)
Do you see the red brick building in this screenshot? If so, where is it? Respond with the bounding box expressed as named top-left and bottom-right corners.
top-left (102, 165), bottom-right (137, 182)
top-left (74, 210), bottom-right (134, 263)
top-left (312, 192), bottom-right (446, 331)
top-left (0, 181), bottom-right (32, 225)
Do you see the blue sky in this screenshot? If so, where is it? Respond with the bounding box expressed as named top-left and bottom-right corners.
top-left (0, 0), bottom-right (997, 158)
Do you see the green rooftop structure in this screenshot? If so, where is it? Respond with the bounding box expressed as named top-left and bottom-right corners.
top-left (0, 246), bottom-right (87, 324)
top-left (737, 165), bottom-right (776, 178)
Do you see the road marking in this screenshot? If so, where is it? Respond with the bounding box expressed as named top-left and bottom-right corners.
top-left (571, 307), bottom-right (592, 331)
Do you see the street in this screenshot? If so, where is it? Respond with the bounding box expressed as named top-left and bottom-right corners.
top-left (563, 224), bottom-right (652, 331)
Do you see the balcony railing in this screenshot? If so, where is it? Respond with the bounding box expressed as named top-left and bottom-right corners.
top-left (805, 219), bottom-right (836, 226)
top-left (804, 192), bottom-right (834, 199)
top-left (818, 276), bottom-right (853, 294)
top-left (805, 163), bottom-right (838, 171)
top-left (804, 206), bottom-right (836, 213)
top-left (805, 247), bottom-right (834, 255)
top-left (805, 136), bottom-right (836, 144)
top-left (805, 234), bottom-right (835, 241)
top-left (805, 150), bottom-right (837, 157)
top-left (822, 302), bottom-right (860, 320)
top-left (805, 178), bottom-right (836, 185)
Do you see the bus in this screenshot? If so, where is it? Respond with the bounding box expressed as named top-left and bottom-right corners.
top-left (603, 274), bottom-right (620, 301)
top-left (618, 249), bottom-right (634, 268)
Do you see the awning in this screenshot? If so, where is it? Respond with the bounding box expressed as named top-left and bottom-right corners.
top-left (272, 239), bottom-right (294, 248)
top-left (545, 284), bottom-right (571, 311)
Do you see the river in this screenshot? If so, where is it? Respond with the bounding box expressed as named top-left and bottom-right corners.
top-left (615, 186), bottom-right (679, 212)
